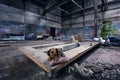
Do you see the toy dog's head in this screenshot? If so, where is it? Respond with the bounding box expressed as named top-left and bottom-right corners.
top-left (47, 48), bottom-right (59, 61)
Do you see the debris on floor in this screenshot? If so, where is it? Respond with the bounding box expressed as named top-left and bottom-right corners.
top-left (53, 46), bottom-right (120, 80)
top-left (68, 63), bottom-right (93, 77)
top-left (54, 63), bottom-right (120, 80)
top-left (0, 41), bottom-right (120, 80)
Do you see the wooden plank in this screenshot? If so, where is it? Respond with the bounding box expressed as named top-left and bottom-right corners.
top-left (19, 42), bottom-right (99, 73)
top-left (37, 43), bottom-right (79, 53)
top-left (19, 47), bottom-right (51, 73)
top-left (0, 44), bottom-right (10, 47)
top-left (31, 42), bottom-right (64, 48)
top-left (72, 35), bottom-right (78, 42)
top-left (52, 42), bottom-right (99, 72)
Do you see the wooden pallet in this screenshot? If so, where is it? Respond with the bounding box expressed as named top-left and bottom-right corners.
top-left (19, 42), bottom-right (99, 73)
top-left (0, 44), bottom-right (10, 47)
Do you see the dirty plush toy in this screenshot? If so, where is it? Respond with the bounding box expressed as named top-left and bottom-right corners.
top-left (47, 48), bottom-right (68, 66)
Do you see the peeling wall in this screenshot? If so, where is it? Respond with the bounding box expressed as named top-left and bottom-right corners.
top-left (61, 23), bottom-right (120, 40)
top-left (0, 3), bottom-right (61, 27)
top-left (62, 0), bottom-right (120, 39)
top-left (0, 3), bottom-right (62, 38)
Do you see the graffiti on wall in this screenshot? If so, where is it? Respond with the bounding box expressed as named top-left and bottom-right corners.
top-left (0, 21), bottom-right (62, 39)
top-left (61, 26), bottom-right (94, 40)
top-left (0, 21), bottom-right (120, 40)
top-left (61, 23), bottom-right (120, 40)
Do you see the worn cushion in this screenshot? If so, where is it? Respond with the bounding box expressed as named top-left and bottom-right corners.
top-left (49, 57), bottom-right (68, 66)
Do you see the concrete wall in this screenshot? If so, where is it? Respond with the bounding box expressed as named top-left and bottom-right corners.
top-left (0, 3), bottom-right (62, 38)
top-left (0, 3), bottom-right (61, 27)
top-left (0, 0), bottom-right (120, 40)
top-left (62, 0), bottom-right (120, 40)
top-left (63, 0), bottom-right (120, 27)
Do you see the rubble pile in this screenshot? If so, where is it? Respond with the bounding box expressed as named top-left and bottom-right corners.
top-left (90, 63), bottom-right (120, 80)
top-left (66, 63), bottom-right (120, 80)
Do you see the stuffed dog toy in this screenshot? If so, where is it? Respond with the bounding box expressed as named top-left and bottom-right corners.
top-left (47, 48), bottom-right (65, 62)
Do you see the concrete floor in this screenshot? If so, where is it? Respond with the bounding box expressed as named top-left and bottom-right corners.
top-left (0, 40), bottom-right (120, 80)
top-left (53, 46), bottom-right (120, 80)
top-left (0, 40), bottom-right (66, 80)
top-left (80, 46), bottom-right (120, 65)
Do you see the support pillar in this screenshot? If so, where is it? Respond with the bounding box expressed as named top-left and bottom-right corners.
top-left (93, 0), bottom-right (98, 37)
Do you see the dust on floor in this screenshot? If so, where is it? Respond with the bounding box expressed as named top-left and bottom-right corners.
top-left (54, 46), bottom-right (120, 80)
top-left (0, 40), bottom-right (65, 80)
top-left (0, 41), bottom-right (120, 80)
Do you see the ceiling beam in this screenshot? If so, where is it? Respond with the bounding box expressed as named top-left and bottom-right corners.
top-left (30, 0), bottom-right (46, 7)
top-left (57, 7), bottom-right (70, 15)
top-left (101, 0), bottom-right (108, 11)
top-left (63, 0), bottom-right (120, 17)
top-left (42, 0), bottom-right (71, 16)
top-left (71, 0), bottom-right (84, 11)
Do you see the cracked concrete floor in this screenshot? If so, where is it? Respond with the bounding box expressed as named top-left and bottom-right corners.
top-left (79, 46), bottom-right (120, 66)
top-left (53, 46), bottom-right (120, 80)
top-left (0, 40), bottom-right (66, 80)
top-left (0, 41), bottom-right (120, 80)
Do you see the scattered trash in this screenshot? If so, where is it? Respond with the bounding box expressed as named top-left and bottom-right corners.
top-left (93, 37), bottom-right (99, 42)
top-left (68, 63), bottom-right (93, 77)
top-left (93, 37), bottom-right (110, 46)
top-left (90, 63), bottom-right (120, 80)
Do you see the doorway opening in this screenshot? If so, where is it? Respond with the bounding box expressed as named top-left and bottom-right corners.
top-left (50, 27), bottom-right (56, 37)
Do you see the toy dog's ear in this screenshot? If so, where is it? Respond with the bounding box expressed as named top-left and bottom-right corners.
top-left (60, 48), bottom-right (63, 51)
top-left (47, 49), bottom-right (51, 56)
top-left (56, 48), bottom-right (58, 54)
